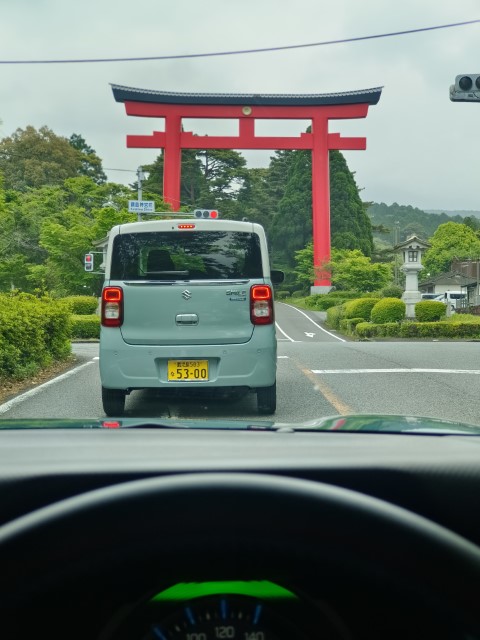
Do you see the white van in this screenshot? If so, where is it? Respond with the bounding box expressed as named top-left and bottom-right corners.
top-left (99, 214), bottom-right (283, 417)
top-left (441, 292), bottom-right (467, 309)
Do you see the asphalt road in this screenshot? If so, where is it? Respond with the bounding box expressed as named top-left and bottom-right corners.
top-left (1, 302), bottom-right (480, 426)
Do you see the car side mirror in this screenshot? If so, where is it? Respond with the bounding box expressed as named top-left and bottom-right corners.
top-left (271, 270), bottom-right (285, 284)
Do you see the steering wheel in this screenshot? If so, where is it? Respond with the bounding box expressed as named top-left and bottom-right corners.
top-left (0, 473), bottom-right (479, 636)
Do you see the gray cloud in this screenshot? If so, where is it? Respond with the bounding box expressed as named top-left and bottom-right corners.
top-left (1, 0), bottom-right (479, 210)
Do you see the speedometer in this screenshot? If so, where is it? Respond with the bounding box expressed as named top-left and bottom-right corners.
top-left (107, 581), bottom-right (349, 640)
top-left (141, 594), bottom-right (306, 639)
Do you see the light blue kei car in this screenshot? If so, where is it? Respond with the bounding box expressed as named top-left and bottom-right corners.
top-left (99, 215), bottom-right (284, 417)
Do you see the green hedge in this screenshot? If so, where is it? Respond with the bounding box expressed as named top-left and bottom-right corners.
top-left (62, 295), bottom-right (99, 315)
top-left (340, 317), bottom-right (366, 334)
top-left (344, 298), bottom-right (380, 320)
top-left (378, 285), bottom-right (404, 299)
top-left (70, 314), bottom-right (100, 339)
top-left (302, 292), bottom-right (358, 311)
top-left (400, 321), bottom-right (480, 339)
top-left (326, 304), bottom-right (346, 329)
top-left (355, 320), bottom-right (480, 339)
top-left (371, 298), bottom-right (406, 324)
top-left (0, 294), bottom-right (71, 380)
top-left (414, 300), bottom-right (446, 322)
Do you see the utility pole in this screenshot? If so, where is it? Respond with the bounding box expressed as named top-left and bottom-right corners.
top-left (137, 166), bottom-right (145, 199)
top-left (394, 221), bottom-right (400, 285)
top-left (136, 166), bottom-right (145, 221)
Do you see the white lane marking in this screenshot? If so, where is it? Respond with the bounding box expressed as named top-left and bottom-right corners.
top-left (311, 368), bottom-right (480, 374)
top-left (279, 303), bottom-right (346, 342)
top-left (93, 356), bottom-right (99, 360)
top-left (277, 355), bottom-right (289, 359)
top-left (275, 322), bottom-right (296, 343)
top-left (305, 332), bottom-right (315, 338)
top-left (0, 360), bottom-right (96, 414)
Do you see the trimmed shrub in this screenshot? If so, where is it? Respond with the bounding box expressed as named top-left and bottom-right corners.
top-left (400, 321), bottom-right (480, 339)
top-left (71, 315), bottom-right (100, 339)
top-left (371, 298), bottom-right (406, 324)
top-left (275, 291), bottom-right (290, 300)
top-left (326, 304), bottom-right (345, 330)
top-left (62, 295), bottom-right (99, 315)
top-left (355, 322), bottom-right (402, 338)
top-left (340, 317), bottom-right (365, 334)
top-left (0, 294), bottom-right (71, 380)
top-left (379, 285), bottom-right (403, 299)
top-left (415, 301), bottom-right (446, 322)
top-left (344, 298), bottom-right (380, 320)
top-left (376, 322), bottom-right (402, 337)
top-left (302, 291), bottom-right (359, 311)
top-left (355, 322), bottom-right (376, 338)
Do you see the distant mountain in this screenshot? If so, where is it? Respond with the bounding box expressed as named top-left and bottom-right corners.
top-left (367, 202), bottom-right (470, 245)
top-left (425, 209), bottom-right (480, 218)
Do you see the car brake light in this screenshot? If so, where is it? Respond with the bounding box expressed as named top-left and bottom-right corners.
top-left (102, 287), bottom-right (123, 327)
top-left (250, 285), bottom-right (273, 325)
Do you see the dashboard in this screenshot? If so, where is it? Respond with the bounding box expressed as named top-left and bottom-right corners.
top-left (0, 426), bottom-right (480, 639)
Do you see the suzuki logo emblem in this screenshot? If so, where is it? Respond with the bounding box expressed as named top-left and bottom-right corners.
top-left (182, 289), bottom-right (192, 300)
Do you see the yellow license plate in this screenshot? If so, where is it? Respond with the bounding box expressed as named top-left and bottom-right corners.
top-left (168, 360), bottom-right (209, 381)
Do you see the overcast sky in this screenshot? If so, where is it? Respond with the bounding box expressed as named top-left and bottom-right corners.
top-left (1, 0), bottom-right (479, 212)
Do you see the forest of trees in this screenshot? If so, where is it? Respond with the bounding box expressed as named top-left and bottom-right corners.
top-left (368, 202), bottom-right (480, 245)
top-left (0, 124), bottom-right (478, 297)
top-left (0, 125), bottom-right (374, 296)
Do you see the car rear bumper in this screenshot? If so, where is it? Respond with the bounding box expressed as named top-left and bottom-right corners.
top-left (99, 326), bottom-right (277, 390)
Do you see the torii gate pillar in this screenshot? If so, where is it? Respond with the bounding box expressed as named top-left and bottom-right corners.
top-left (112, 85), bottom-right (382, 291)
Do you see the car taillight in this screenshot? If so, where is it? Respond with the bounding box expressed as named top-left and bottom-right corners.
top-left (102, 287), bottom-right (123, 327)
top-left (250, 285), bottom-right (273, 325)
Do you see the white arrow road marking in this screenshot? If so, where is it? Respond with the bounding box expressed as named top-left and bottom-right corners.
top-left (278, 303), bottom-right (346, 342)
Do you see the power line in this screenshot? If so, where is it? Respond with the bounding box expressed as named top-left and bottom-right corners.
top-left (0, 19), bottom-right (478, 65)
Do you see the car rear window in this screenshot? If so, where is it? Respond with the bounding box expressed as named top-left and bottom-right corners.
top-left (111, 230), bottom-right (263, 281)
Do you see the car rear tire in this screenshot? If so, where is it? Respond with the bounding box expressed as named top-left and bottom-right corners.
top-left (102, 387), bottom-right (126, 416)
top-left (257, 381), bottom-right (276, 415)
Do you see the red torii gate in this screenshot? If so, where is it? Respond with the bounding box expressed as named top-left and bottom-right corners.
top-left (112, 85), bottom-right (382, 290)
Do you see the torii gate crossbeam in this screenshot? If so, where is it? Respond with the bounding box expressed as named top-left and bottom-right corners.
top-left (112, 85), bottom-right (382, 291)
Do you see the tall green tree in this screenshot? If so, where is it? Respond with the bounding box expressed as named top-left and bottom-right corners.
top-left (69, 134), bottom-right (107, 185)
top-left (330, 151), bottom-right (373, 256)
top-left (0, 176), bottom-right (138, 294)
top-left (265, 148), bottom-right (373, 268)
top-left (142, 150), bottom-right (207, 207)
top-left (142, 148), bottom-right (247, 210)
top-left (198, 149), bottom-right (248, 201)
top-left (269, 151), bottom-right (312, 267)
top-left (0, 126), bottom-right (82, 191)
top-left (294, 245), bottom-right (391, 292)
top-left (423, 222), bottom-right (480, 276)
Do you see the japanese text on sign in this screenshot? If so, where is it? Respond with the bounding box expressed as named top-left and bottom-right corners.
top-left (128, 200), bottom-right (155, 213)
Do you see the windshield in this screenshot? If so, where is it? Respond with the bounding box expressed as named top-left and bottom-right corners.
top-left (0, 2), bottom-right (479, 433)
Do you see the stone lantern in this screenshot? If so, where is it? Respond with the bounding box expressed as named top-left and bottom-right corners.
top-left (394, 235), bottom-right (431, 318)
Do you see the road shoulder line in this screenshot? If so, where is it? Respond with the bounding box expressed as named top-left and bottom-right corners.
top-left (279, 303), bottom-right (346, 342)
top-left (0, 361), bottom-right (95, 414)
